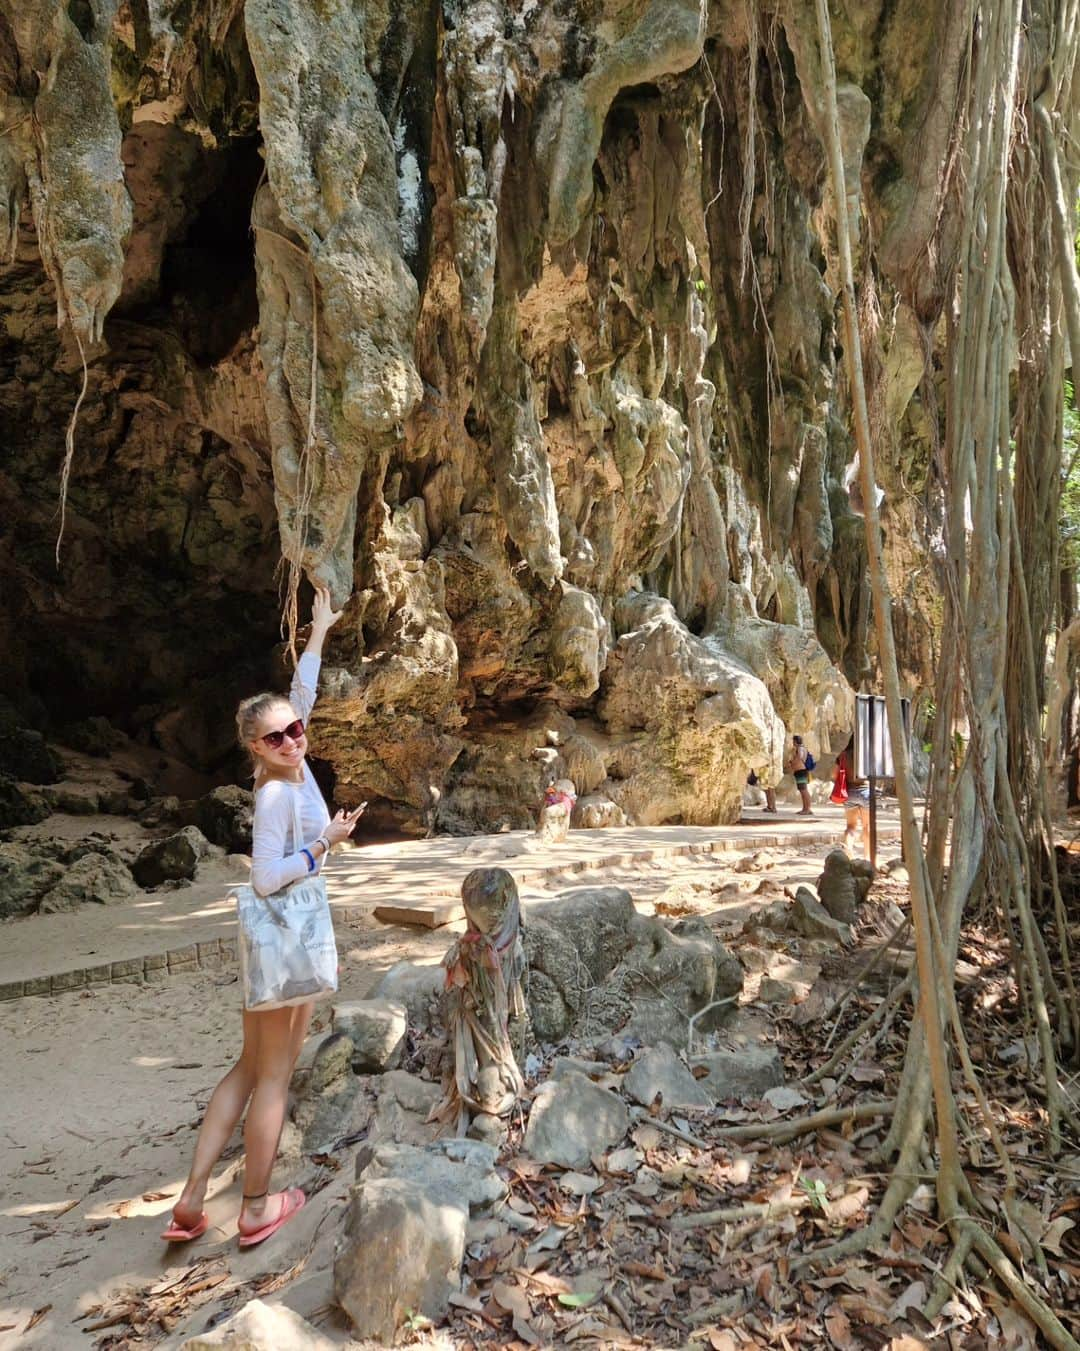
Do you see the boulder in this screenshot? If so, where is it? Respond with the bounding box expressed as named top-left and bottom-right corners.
top-left (718, 617), bottom-right (854, 774)
top-left (816, 849), bottom-right (865, 923)
top-left (524, 1070), bottom-right (629, 1168)
top-left (42, 783), bottom-right (102, 815)
top-left (335, 1139), bottom-right (501, 1341)
top-left (178, 1298), bottom-right (336, 1350)
top-left (369, 1070), bottom-right (442, 1146)
top-left (571, 793), bottom-right (629, 829)
top-left (38, 852), bottom-right (139, 911)
top-left (0, 843), bottom-right (66, 918)
top-left (615, 915), bottom-right (744, 1049)
top-left (372, 960), bottom-right (445, 1032)
top-left (791, 886), bottom-right (854, 946)
top-left (597, 594), bottom-right (786, 825)
top-left (137, 796), bottom-right (182, 828)
top-left (0, 775), bottom-right (50, 829)
top-left (333, 999), bottom-right (407, 1072)
top-left (693, 1046), bottom-right (784, 1101)
top-left (622, 1045), bottom-right (713, 1108)
top-left (357, 1137), bottom-right (503, 1209)
top-left (742, 900), bottom-right (794, 934)
top-left (850, 858), bottom-right (877, 898)
top-left (550, 1055), bottom-right (609, 1081)
top-left (292, 1033), bottom-right (371, 1154)
top-left (0, 726), bottom-right (63, 785)
top-left (522, 887), bottom-right (636, 1041)
top-left (131, 826), bottom-right (210, 886)
top-left (194, 785), bottom-right (254, 853)
top-left (57, 717), bottom-right (123, 759)
top-left (335, 1176), bottom-right (466, 1341)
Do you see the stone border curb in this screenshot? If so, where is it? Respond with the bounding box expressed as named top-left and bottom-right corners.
top-left (0, 936), bottom-right (240, 1002)
top-left (0, 827), bottom-right (898, 1003)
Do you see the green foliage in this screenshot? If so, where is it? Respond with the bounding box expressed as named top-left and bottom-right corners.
top-left (799, 1177), bottom-right (829, 1211)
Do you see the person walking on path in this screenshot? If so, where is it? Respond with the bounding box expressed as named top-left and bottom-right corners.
top-left (787, 734), bottom-right (814, 816)
top-left (161, 586), bottom-right (365, 1249)
top-left (746, 770), bottom-right (777, 812)
top-left (832, 736), bottom-right (871, 860)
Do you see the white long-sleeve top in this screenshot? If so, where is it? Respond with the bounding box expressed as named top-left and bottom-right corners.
top-left (250, 652), bottom-right (332, 897)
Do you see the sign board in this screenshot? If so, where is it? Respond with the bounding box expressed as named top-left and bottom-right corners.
top-left (853, 694), bottom-right (911, 780)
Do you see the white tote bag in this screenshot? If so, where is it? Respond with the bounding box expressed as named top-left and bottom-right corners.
top-left (234, 785), bottom-right (338, 1011)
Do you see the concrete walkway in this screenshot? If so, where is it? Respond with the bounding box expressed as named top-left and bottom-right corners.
top-left (0, 811), bottom-right (901, 1000)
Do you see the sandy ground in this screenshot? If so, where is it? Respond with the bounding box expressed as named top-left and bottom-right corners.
top-left (0, 822), bottom-right (855, 1350)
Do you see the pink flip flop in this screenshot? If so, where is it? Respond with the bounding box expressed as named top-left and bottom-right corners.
top-left (160, 1211), bottom-right (209, 1242)
top-left (237, 1188), bottom-right (305, 1248)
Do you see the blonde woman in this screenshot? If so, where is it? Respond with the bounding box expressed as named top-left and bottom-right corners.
top-left (162, 587), bottom-right (364, 1247)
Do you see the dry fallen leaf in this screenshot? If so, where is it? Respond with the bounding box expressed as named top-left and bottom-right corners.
top-left (707, 1331), bottom-right (738, 1351)
top-left (1040, 1214), bottom-right (1076, 1255)
top-left (23, 1306), bottom-right (51, 1333)
top-left (491, 1280), bottom-right (533, 1322)
top-left (557, 1171), bottom-right (602, 1197)
top-left (824, 1303), bottom-right (857, 1351)
top-left (605, 1147), bottom-right (643, 1174)
top-left (887, 1279), bottom-right (926, 1322)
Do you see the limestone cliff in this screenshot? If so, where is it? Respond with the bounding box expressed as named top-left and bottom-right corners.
top-left (0, 1), bottom-right (954, 831)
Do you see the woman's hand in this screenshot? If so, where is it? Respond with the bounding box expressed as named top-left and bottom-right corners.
top-left (324, 802), bottom-right (367, 846)
top-left (310, 584), bottom-right (345, 635)
top-left (304, 584), bottom-right (347, 660)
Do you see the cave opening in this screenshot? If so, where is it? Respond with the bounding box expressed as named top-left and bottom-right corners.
top-left (156, 134), bottom-right (264, 364)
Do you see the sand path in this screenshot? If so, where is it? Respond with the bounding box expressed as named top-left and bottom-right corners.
top-left (0, 811), bottom-right (899, 1348)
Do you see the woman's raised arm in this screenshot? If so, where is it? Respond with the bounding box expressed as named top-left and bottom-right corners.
top-left (289, 585), bottom-right (345, 723)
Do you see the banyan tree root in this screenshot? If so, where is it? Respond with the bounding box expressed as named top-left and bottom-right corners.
top-left (807, 2), bottom-right (1080, 1346)
top-left (430, 867), bottom-right (526, 1136)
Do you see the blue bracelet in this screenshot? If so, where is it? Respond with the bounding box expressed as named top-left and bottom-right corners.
top-left (300, 847), bottom-right (315, 873)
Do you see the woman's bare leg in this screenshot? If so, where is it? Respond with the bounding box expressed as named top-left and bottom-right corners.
top-left (171, 1009), bottom-right (262, 1227)
top-left (237, 1002), bottom-right (314, 1233)
top-left (843, 808), bottom-right (859, 857)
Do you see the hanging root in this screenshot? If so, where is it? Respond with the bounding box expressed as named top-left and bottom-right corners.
top-left (252, 201), bottom-right (321, 667)
top-left (55, 330), bottom-right (88, 565)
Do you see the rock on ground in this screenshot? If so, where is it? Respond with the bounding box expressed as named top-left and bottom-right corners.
top-left (369, 1070), bottom-right (442, 1146)
top-left (791, 886), bottom-right (854, 946)
top-left (372, 960), bottom-right (445, 1032)
top-left (335, 1139), bottom-right (501, 1341)
top-left (622, 1045), bottom-right (713, 1108)
top-left (178, 1298), bottom-right (336, 1349)
top-left (38, 852), bottom-right (138, 911)
top-left (758, 976), bottom-right (798, 1005)
top-left (816, 848), bottom-right (874, 923)
top-left (356, 1138), bottom-right (503, 1210)
top-left (524, 1069), bottom-right (629, 1168)
top-left (291, 1033), bottom-right (372, 1154)
top-left (0, 776), bottom-right (50, 830)
top-left (615, 914), bottom-right (744, 1050)
top-left (692, 1046), bottom-right (784, 1101)
top-left (192, 785), bottom-right (254, 853)
top-left (572, 793), bottom-right (628, 828)
top-left (131, 826), bottom-right (210, 886)
top-left (333, 999), bottom-right (407, 1072)
top-left (523, 887), bottom-right (636, 1042)
top-left (0, 843), bottom-right (65, 917)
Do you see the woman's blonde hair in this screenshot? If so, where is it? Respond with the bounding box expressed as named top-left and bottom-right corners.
top-left (236, 692), bottom-right (292, 765)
